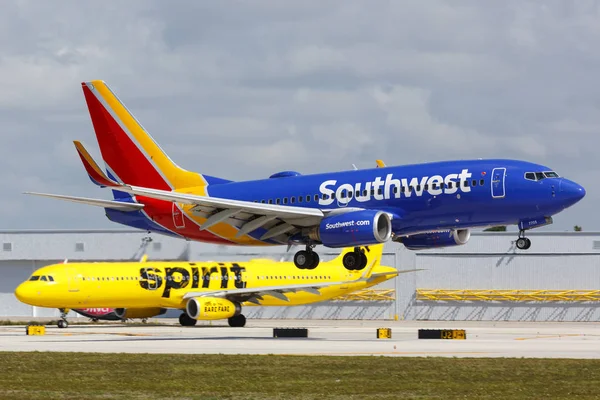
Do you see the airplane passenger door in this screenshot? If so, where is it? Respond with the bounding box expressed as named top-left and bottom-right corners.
top-left (67, 268), bottom-right (80, 292)
top-left (336, 190), bottom-right (349, 208)
top-left (172, 203), bottom-right (186, 229)
top-left (491, 168), bottom-right (506, 199)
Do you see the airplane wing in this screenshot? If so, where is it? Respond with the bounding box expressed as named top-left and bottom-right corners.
top-left (23, 192), bottom-right (144, 212)
top-left (180, 257), bottom-right (414, 304)
top-left (48, 141), bottom-right (327, 240)
top-left (182, 281), bottom-right (347, 304)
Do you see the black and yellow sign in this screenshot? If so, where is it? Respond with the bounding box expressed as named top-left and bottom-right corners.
top-left (377, 328), bottom-right (392, 339)
top-left (418, 329), bottom-right (466, 340)
top-left (26, 325), bottom-right (45, 336)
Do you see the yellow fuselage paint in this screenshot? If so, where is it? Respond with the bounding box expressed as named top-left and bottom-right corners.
top-left (15, 258), bottom-right (397, 310)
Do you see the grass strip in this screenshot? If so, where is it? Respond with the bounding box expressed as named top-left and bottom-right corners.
top-left (1, 352), bottom-right (599, 399)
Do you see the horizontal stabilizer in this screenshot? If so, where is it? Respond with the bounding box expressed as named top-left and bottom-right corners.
top-left (23, 192), bottom-right (144, 212)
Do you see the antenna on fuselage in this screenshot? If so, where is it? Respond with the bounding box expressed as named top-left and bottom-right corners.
top-left (351, 164), bottom-right (358, 170)
top-left (62, 259), bottom-right (68, 264)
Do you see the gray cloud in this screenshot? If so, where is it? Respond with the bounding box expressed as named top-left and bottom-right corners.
top-left (1, 1), bottom-right (597, 231)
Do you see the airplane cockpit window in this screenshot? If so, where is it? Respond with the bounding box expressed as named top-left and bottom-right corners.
top-left (48, 276), bottom-right (54, 282)
top-left (29, 275), bottom-right (40, 281)
top-left (526, 171), bottom-right (560, 181)
top-left (40, 276), bottom-right (47, 281)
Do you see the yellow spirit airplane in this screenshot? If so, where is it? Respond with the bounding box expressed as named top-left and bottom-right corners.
top-left (15, 245), bottom-right (403, 329)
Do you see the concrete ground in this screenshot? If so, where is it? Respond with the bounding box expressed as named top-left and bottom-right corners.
top-left (1, 319), bottom-right (600, 358)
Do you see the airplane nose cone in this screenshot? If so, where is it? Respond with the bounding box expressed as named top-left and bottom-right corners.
top-left (560, 179), bottom-right (586, 206)
top-left (14, 283), bottom-right (28, 303)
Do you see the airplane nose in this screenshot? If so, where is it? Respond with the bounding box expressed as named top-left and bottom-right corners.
top-left (559, 179), bottom-right (586, 206)
top-left (14, 283), bottom-right (38, 305)
top-left (14, 283), bottom-right (28, 303)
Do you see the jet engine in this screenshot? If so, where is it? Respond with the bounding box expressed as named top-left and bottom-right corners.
top-left (186, 297), bottom-right (241, 320)
top-left (400, 229), bottom-right (471, 250)
top-left (114, 307), bottom-right (167, 320)
top-left (307, 210), bottom-right (392, 248)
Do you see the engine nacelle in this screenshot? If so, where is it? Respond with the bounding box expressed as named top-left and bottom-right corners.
top-left (308, 210), bottom-right (392, 248)
top-left (186, 297), bottom-right (241, 321)
top-left (400, 229), bottom-right (471, 250)
top-left (114, 308), bottom-right (167, 320)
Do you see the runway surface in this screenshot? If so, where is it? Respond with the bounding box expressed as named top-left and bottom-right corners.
top-left (1, 320), bottom-right (600, 358)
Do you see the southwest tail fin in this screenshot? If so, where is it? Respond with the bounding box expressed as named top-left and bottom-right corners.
top-left (80, 80), bottom-right (230, 192)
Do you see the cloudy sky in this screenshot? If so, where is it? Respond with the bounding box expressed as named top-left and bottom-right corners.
top-left (1, 0), bottom-right (598, 232)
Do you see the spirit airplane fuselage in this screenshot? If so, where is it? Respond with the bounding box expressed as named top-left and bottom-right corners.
top-left (15, 248), bottom-right (397, 311)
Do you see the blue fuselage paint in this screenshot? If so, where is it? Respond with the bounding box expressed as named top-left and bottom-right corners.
top-left (206, 159), bottom-right (584, 235)
top-left (106, 158), bottom-right (585, 244)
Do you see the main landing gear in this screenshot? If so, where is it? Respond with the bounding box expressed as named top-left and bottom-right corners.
top-left (178, 313), bottom-right (247, 328)
top-left (228, 314), bottom-right (246, 328)
top-left (342, 247), bottom-right (368, 271)
top-left (516, 230), bottom-right (532, 250)
top-left (179, 313), bottom-right (197, 327)
top-left (57, 308), bottom-right (69, 329)
top-left (293, 245), bottom-right (368, 271)
top-left (293, 245), bottom-right (320, 270)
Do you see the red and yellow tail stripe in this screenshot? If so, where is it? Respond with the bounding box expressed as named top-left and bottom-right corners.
top-left (80, 80), bottom-right (269, 246)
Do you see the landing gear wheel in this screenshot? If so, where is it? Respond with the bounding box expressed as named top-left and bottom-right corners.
top-left (294, 250), bottom-right (310, 269)
top-left (358, 252), bottom-right (368, 270)
top-left (294, 247), bottom-right (320, 269)
top-left (516, 231), bottom-right (532, 250)
top-left (179, 313), bottom-right (197, 327)
top-left (343, 251), bottom-right (361, 270)
top-left (57, 319), bottom-right (68, 329)
top-left (307, 252), bottom-right (320, 270)
top-left (228, 314), bottom-right (246, 328)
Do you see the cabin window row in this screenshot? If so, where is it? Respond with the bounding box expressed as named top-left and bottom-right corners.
top-left (71, 275), bottom-right (328, 282)
top-left (253, 179), bottom-right (486, 204)
top-left (257, 275), bottom-right (331, 280)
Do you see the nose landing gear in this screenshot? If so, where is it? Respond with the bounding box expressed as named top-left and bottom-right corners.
top-left (516, 231), bottom-right (532, 250)
top-left (57, 308), bottom-right (69, 329)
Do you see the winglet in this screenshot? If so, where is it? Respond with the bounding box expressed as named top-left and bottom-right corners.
top-left (376, 159), bottom-right (386, 168)
top-left (73, 141), bottom-right (121, 188)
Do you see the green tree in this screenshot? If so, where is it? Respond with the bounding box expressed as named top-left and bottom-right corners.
top-left (484, 226), bottom-right (507, 232)
top-left (574, 225), bottom-right (582, 232)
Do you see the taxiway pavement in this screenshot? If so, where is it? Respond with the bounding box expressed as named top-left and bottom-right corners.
top-left (1, 320), bottom-right (599, 358)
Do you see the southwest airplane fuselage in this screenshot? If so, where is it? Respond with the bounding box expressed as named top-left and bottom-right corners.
top-left (107, 159), bottom-right (583, 243)
top-left (27, 80), bottom-right (586, 270)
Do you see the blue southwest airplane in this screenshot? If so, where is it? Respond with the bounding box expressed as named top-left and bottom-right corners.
top-left (26, 81), bottom-right (586, 271)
